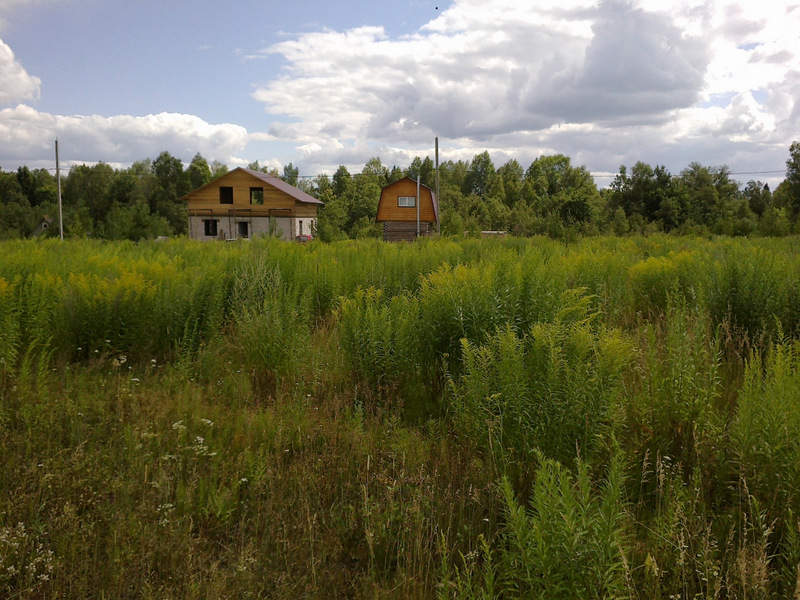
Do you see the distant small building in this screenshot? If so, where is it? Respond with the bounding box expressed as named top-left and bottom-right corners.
top-left (376, 177), bottom-right (439, 241)
top-left (32, 216), bottom-right (53, 237)
top-left (183, 167), bottom-right (323, 241)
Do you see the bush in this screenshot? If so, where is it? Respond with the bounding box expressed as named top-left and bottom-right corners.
top-left (733, 341), bottom-right (800, 514)
top-left (449, 289), bottom-right (633, 471)
top-left (444, 455), bottom-right (629, 599)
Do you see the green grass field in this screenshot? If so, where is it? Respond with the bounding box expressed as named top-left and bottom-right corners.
top-left (2, 235), bottom-right (800, 598)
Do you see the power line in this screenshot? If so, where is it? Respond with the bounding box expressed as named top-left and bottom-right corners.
top-left (591, 169), bottom-right (786, 178)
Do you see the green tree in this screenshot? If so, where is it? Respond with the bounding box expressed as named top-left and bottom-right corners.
top-left (332, 166), bottom-right (351, 198)
top-left (497, 159), bottom-right (523, 206)
top-left (785, 141), bottom-right (800, 218)
top-left (282, 162), bottom-right (299, 186)
top-left (679, 162), bottom-right (735, 227)
top-left (210, 160), bottom-right (229, 179)
top-left (16, 166), bottom-right (37, 206)
top-left (0, 171), bottom-right (34, 238)
top-left (405, 156), bottom-right (434, 188)
top-left (362, 157), bottom-right (389, 187)
top-left (743, 180), bottom-right (771, 217)
top-left (63, 163), bottom-right (116, 231)
top-left (187, 153), bottom-right (212, 189)
top-left (525, 155), bottom-right (599, 225)
top-left (150, 152), bottom-right (189, 234)
top-left (464, 151), bottom-right (495, 197)
top-left (104, 202), bottom-right (170, 240)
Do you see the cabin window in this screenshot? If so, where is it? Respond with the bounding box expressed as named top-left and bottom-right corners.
top-left (299, 220), bottom-right (303, 235)
top-left (237, 221), bottom-right (249, 239)
top-left (397, 196), bottom-right (416, 207)
top-left (203, 219), bottom-right (218, 237)
top-left (250, 187), bottom-right (263, 205)
top-left (219, 186), bottom-right (233, 204)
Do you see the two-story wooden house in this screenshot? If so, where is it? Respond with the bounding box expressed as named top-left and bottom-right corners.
top-left (183, 167), bottom-right (323, 241)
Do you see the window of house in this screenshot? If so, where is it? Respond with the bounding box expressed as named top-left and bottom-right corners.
top-left (397, 196), bottom-right (416, 207)
top-left (219, 186), bottom-right (233, 204)
top-left (299, 220), bottom-right (303, 235)
top-left (250, 187), bottom-right (263, 205)
top-left (237, 221), bottom-right (249, 239)
top-left (203, 219), bottom-right (218, 237)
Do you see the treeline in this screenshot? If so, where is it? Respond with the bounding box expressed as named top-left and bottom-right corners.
top-left (2, 143), bottom-right (799, 240)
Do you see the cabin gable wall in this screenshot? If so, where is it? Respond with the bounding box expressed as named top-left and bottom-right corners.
top-left (376, 179), bottom-right (436, 223)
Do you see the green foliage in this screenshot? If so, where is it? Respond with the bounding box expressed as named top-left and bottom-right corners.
top-left (624, 303), bottom-right (721, 473)
top-left (336, 288), bottom-right (419, 399)
top-left (2, 235), bottom-right (800, 596)
top-left (0, 278), bottom-right (19, 380)
top-left (4, 142), bottom-right (800, 242)
top-left (786, 141), bottom-right (800, 218)
top-left (449, 290), bottom-right (633, 469)
top-left (733, 342), bottom-right (800, 513)
top-left (446, 456), bottom-right (629, 599)
top-left (233, 284), bottom-right (310, 397)
top-left (628, 250), bottom-right (700, 314)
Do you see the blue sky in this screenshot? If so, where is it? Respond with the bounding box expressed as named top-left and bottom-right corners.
top-left (1, 0), bottom-right (798, 187)
top-left (4, 0), bottom-right (438, 121)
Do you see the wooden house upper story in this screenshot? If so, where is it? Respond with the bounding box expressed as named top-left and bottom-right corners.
top-left (183, 167), bottom-right (323, 219)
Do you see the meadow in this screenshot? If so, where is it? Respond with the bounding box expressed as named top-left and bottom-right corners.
top-left (1, 235), bottom-right (800, 598)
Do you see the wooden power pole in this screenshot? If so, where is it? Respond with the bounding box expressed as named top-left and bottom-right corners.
top-left (55, 139), bottom-right (63, 240)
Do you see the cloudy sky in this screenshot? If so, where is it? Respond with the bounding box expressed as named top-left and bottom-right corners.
top-left (0, 0), bottom-right (798, 185)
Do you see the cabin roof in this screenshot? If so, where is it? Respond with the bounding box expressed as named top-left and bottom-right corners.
top-left (182, 167), bottom-right (323, 205)
top-left (380, 177), bottom-right (439, 223)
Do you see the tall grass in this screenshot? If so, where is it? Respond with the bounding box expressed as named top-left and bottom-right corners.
top-left (442, 455), bottom-right (629, 599)
top-left (2, 235), bottom-right (800, 597)
top-left (448, 289), bottom-right (633, 473)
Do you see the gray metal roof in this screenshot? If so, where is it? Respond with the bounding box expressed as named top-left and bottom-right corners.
top-left (241, 168), bottom-right (324, 205)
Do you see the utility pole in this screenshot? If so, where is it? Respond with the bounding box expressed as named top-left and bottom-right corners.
top-left (55, 139), bottom-right (63, 240)
top-left (416, 174), bottom-right (421, 239)
top-left (435, 137), bottom-right (440, 234)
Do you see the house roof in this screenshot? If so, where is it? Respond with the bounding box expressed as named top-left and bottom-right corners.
top-left (240, 168), bottom-right (323, 205)
top-left (182, 167), bottom-right (323, 205)
top-left (380, 177), bottom-right (439, 223)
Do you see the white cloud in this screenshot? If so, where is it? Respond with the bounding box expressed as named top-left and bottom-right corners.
top-left (0, 104), bottom-right (250, 166)
top-left (0, 38), bottom-right (40, 104)
top-left (1, 0), bottom-right (798, 180)
top-left (250, 0), bottom-right (799, 178)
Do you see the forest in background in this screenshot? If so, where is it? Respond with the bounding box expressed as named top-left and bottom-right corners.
top-left (2, 141), bottom-right (800, 241)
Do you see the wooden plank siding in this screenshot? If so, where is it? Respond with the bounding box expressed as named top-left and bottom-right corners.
top-left (376, 178), bottom-right (437, 223)
top-left (383, 221), bottom-right (432, 241)
top-left (186, 170), bottom-right (295, 217)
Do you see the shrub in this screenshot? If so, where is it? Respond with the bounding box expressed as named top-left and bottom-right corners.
top-left (622, 303), bottom-right (721, 475)
top-left (0, 278), bottom-right (19, 378)
top-left (733, 341), bottom-right (800, 514)
top-left (336, 288), bottom-right (420, 401)
top-left (444, 455), bottom-right (629, 599)
top-left (449, 289), bottom-right (634, 470)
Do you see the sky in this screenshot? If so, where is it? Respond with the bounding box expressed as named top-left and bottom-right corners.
top-left (0, 0), bottom-right (798, 187)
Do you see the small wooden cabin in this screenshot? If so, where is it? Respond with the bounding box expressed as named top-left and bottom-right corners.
top-left (376, 177), bottom-right (439, 241)
top-left (183, 167), bottom-right (323, 241)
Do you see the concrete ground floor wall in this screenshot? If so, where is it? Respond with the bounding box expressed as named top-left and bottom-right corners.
top-left (188, 216), bottom-right (317, 241)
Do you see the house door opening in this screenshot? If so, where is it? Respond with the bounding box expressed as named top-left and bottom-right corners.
top-left (238, 221), bottom-right (249, 239)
